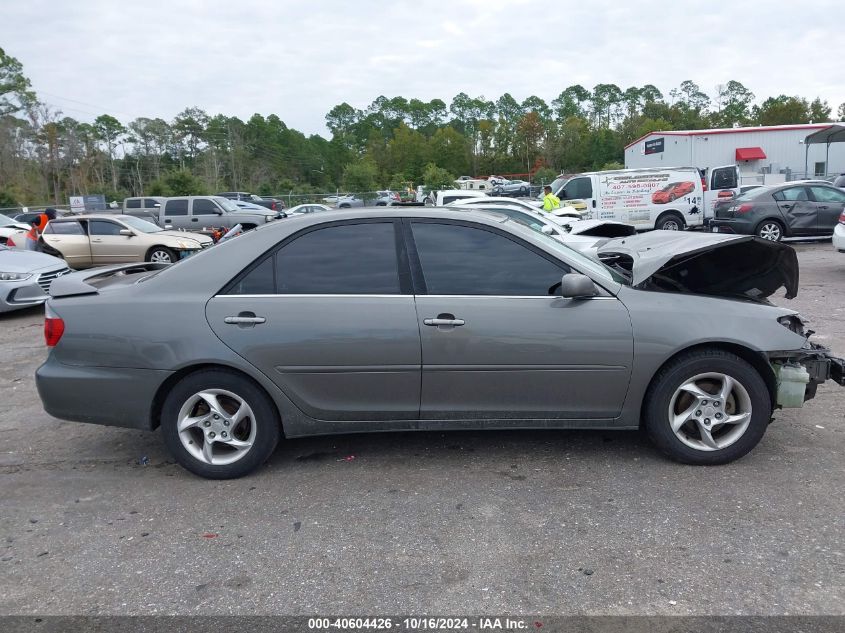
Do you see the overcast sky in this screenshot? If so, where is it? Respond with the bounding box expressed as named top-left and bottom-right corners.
top-left (3, 0), bottom-right (843, 136)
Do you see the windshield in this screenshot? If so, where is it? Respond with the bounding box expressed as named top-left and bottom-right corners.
top-left (215, 198), bottom-right (240, 212)
top-left (120, 216), bottom-right (163, 233)
top-left (544, 176), bottom-right (568, 195)
top-left (0, 215), bottom-right (19, 227)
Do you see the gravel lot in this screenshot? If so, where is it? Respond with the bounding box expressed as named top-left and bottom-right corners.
top-left (1, 242), bottom-right (843, 616)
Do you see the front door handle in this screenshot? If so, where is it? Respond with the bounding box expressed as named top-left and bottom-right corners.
top-left (424, 313), bottom-right (465, 327)
top-left (224, 314), bottom-right (266, 325)
top-left (817, 205), bottom-right (828, 210)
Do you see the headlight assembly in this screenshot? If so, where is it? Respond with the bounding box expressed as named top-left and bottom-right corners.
top-left (0, 272), bottom-right (32, 281)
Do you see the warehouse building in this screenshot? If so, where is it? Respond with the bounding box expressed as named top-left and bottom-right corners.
top-left (624, 123), bottom-right (845, 184)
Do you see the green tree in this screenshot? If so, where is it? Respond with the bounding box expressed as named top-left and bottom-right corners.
top-left (161, 169), bottom-right (206, 195)
top-left (0, 187), bottom-right (19, 208)
top-left (342, 159), bottom-right (379, 192)
top-left (422, 163), bottom-right (455, 190)
top-left (753, 95), bottom-right (810, 125)
top-left (532, 167), bottom-right (557, 185)
top-left (387, 124), bottom-right (430, 182)
top-left (715, 80), bottom-right (755, 127)
top-left (428, 126), bottom-right (470, 176)
top-left (93, 114), bottom-right (125, 192)
top-left (809, 98), bottom-right (832, 122)
top-left (0, 47), bottom-right (36, 116)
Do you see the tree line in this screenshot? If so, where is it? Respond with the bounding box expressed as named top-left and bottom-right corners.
top-left (1, 45), bottom-right (843, 207)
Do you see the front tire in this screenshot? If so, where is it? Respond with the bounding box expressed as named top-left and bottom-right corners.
top-left (147, 246), bottom-right (176, 264)
top-left (160, 370), bottom-right (281, 479)
top-left (643, 349), bottom-right (772, 465)
top-left (656, 212), bottom-right (684, 231)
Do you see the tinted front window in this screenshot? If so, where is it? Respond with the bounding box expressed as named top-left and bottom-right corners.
top-left (276, 222), bottom-right (400, 294)
top-left (562, 177), bottom-right (592, 200)
top-left (44, 221), bottom-right (84, 235)
top-left (126, 198), bottom-right (141, 209)
top-left (89, 220), bottom-right (123, 236)
top-left (165, 199), bottom-right (188, 216)
top-left (411, 222), bottom-right (565, 296)
top-left (192, 198), bottom-right (219, 214)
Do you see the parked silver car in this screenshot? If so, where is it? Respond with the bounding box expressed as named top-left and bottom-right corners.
top-left (0, 245), bottom-right (70, 313)
top-left (36, 208), bottom-right (844, 478)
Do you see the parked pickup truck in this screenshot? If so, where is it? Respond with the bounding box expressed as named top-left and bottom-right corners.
top-left (114, 196), bottom-right (281, 231)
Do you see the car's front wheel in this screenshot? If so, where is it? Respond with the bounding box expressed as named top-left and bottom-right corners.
top-left (161, 370), bottom-right (280, 479)
top-left (643, 349), bottom-right (771, 465)
top-left (147, 246), bottom-right (176, 264)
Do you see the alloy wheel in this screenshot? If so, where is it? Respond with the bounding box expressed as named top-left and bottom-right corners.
top-left (176, 389), bottom-right (257, 465)
top-left (758, 223), bottom-right (782, 241)
top-left (667, 372), bottom-right (752, 452)
top-left (150, 250), bottom-right (173, 263)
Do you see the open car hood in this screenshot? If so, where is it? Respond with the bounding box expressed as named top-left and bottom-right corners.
top-left (597, 232), bottom-right (799, 302)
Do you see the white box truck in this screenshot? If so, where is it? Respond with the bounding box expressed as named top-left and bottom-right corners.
top-left (546, 167), bottom-right (710, 230)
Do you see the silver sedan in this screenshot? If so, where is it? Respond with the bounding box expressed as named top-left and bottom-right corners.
top-left (0, 245), bottom-right (71, 313)
top-left (35, 208), bottom-right (844, 478)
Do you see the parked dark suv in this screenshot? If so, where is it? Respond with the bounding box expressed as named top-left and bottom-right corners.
top-left (711, 182), bottom-right (845, 241)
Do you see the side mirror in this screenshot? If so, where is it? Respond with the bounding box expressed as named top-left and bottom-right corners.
top-left (559, 189), bottom-right (566, 199)
top-left (216, 209), bottom-right (224, 215)
top-left (541, 224), bottom-right (555, 235)
top-left (559, 273), bottom-right (598, 299)
top-left (119, 229), bottom-right (134, 237)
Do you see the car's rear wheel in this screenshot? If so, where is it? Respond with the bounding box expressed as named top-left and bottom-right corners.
top-left (656, 212), bottom-right (684, 231)
top-left (643, 349), bottom-right (771, 465)
top-left (756, 220), bottom-right (784, 241)
top-left (147, 246), bottom-right (176, 264)
top-left (160, 370), bottom-right (280, 479)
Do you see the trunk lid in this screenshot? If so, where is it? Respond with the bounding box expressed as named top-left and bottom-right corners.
top-left (597, 232), bottom-right (798, 301)
top-left (49, 262), bottom-right (170, 298)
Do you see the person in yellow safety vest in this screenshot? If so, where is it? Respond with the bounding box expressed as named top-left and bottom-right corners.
top-left (542, 185), bottom-right (561, 212)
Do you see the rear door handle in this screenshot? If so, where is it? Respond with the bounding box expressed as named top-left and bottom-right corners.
top-left (817, 205), bottom-right (828, 210)
top-left (424, 313), bottom-right (465, 327)
top-left (191, 217), bottom-right (199, 222)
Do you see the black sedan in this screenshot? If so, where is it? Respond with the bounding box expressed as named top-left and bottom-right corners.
top-left (711, 182), bottom-right (845, 241)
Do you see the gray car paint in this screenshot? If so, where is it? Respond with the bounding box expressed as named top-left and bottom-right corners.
top-left (712, 183), bottom-right (845, 237)
top-left (37, 208), bottom-right (815, 438)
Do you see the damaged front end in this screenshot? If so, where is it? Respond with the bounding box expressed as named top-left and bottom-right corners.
top-left (768, 315), bottom-right (845, 407)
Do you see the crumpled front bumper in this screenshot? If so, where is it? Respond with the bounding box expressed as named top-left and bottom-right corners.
top-left (768, 343), bottom-right (845, 408)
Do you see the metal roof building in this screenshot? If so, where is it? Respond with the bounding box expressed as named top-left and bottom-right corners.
top-left (624, 123), bottom-right (845, 183)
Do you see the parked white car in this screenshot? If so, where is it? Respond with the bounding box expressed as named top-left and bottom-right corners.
top-left (0, 215), bottom-right (31, 245)
top-left (449, 203), bottom-right (635, 259)
top-left (450, 196), bottom-right (587, 218)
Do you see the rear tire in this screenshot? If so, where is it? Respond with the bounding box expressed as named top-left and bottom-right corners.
top-left (656, 212), bottom-right (684, 231)
top-left (160, 370), bottom-right (280, 479)
top-left (643, 349), bottom-right (772, 465)
top-left (756, 219), bottom-right (784, 241)
top-left (147, 246), bottom-right (176, 264)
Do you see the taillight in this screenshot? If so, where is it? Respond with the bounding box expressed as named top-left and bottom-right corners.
top-left (7, 235), bottom-right (16, 247)
top-left (717, 190), bottom-right (734, 198)
top-left (839, 211), bottom-right (845, 224)
top-left (737, 203), bottom-right (754, 213)
top-left (44, 305), bottom-right (64, 347)
top-left (271, 201), bottom-right (276, 210)
top-left (701, 178), bottom-right (708, 192)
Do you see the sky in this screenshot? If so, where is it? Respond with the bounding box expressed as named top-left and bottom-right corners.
top-left (2, 0), bottom-right (843, 136)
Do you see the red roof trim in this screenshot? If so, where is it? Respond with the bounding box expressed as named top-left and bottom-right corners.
top-left (624, 124), bottom-right (833, 150)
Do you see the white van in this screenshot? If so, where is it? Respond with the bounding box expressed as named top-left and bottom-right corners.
top-left (546, 167), bottom-right (706, 230)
